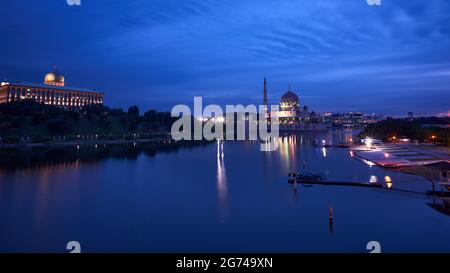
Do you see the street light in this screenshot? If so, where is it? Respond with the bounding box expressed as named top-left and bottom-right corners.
top-left (365, 137), bottom-right (373, 148)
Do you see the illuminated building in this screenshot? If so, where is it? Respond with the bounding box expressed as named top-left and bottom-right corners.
top-left (323, 112), bottom-right (369, 127)
top-left (342, 112), bottom-right (364, 127)
top-left (0, 68), bottom-right (104, 109)
top-left (278, 85), bottom-right (301, 124)
top-left (323, 112), bottom-right (333, 124)
top-left (262, 79), bottom-right (327, 131)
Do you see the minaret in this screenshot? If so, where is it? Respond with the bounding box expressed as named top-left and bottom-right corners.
top-left (262, 78), bottom-right (269, 120)
top-left (263, 77), bottom-right (268, 106)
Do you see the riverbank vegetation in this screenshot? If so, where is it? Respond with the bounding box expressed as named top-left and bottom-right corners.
top-left (359, 117), bottom-right (450, 145)
top-left (0, 100), bottom-right (177, 144)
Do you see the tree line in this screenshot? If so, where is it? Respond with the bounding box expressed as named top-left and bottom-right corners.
top-left (0, 100), bottom-right (177, 143)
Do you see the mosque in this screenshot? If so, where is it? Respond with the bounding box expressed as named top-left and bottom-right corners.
top-left (262, 78), bottom-right (325, 130)
top-left (0, 68), bottom-right (104, 109)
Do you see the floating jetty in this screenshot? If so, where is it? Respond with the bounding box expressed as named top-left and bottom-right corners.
top-left (291, 179), bottom-right (383, 188)
top-left (353, 150), bottom-right (410, 167)
top-left (288, 172), bottom-right (383, 188)
top-left (350, 143), bottom-right (448, 168)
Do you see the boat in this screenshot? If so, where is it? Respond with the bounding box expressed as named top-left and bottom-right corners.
top-left (288, 171), bottom-right (326, 184)
top-left (337, 143), bottom-right (351, 148)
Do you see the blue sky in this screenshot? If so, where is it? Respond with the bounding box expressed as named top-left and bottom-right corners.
top-left (1, 0), bottom-right (449, 116)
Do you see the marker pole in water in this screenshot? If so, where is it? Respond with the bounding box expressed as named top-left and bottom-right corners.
top-left (329, 205), bottom-right (334, 234)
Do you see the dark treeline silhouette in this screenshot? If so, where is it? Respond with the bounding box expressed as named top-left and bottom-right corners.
top-left (359, 117), bottom-right (450, 145)
top-left (0, 100), bottom-right (178, 143)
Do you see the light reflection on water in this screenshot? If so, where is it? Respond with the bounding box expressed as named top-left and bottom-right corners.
top-left (216, 140), bottom-right (228, 223)
top-left (278, 135), bottom-right (297, 173)
top-left (385, 176), bottom-right (393, 189)
top-left (0, 130), bottom-right (449, 252)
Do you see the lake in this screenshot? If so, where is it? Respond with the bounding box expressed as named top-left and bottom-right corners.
top-left (0, 130), bottom-right (449, 253)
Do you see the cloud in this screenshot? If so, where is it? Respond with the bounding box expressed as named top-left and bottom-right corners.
top-left (0, 0), bottom-right (449, 114)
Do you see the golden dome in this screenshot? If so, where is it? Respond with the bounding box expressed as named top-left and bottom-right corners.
top-left (44, 69), bottom-right (65, 86)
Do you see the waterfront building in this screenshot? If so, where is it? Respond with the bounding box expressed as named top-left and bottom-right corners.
top-left (0, 68), bottom-right (104, 109)
top-left (342, 112), bottom-right (364, 127)
top-left (263, 79), bottom-right (326, 131)
top-left (323, 112), bottom-right (333, 124)
top-left (323, 112), bottom-right (368, 127)
top-left (278, 85), bottom-right (301, 124)
top-left (365, 113), bottom-right (384, 124)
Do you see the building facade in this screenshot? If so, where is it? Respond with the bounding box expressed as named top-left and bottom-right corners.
top-left (0, 69), bottom-right (104, 109)
top-left (263, 79), bottom-right (327, 131)
top-left (322, 112), bottom-right (373, 127)
top-left (275, 84), bottom-right (322, 125)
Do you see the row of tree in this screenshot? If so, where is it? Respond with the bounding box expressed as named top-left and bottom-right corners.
top-left (359, 117), bottom-right (450, 145)
top-left (0, 100), bottom-right (177, 139)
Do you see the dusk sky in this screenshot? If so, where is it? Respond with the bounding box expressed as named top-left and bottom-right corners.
top-left (1, 0), bottom-right (449, 116)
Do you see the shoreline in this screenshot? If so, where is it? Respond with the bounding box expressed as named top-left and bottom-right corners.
top-left (0, 137), bottom-right (175, 149)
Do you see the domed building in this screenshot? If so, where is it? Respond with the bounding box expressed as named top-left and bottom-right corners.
top-left (261, 78), bottom-right (327, 130)
top-left (44, 69), bottom-right (65, 86)
top-left (280, 89), bottom-right (299, 111)
top-left (278, 85), bottom-right (302, 124)
top-left (0, 67), bottom-right (104, 109)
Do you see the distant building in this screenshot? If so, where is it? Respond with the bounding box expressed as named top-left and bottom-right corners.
top-left (275, 84), bottom-right (322, 124)
top-left (322, 112), bottom-right (375, 127)
top-left (278, 85), bottom-right (301, 124)
top-left (365, 113), bottom-right (384, 124)
top-left (263, 79), bottom-right (326, 131)
top-left (322, 112), bottom-right (333, 124)
top-left (0, 68), bottom-right (104, 109)
top-left (408, 112), bottom-right (414, 120)
top-left (332, 114), bottom-right (342, 126)
top-left (342, 112), bottom-right (364, 127)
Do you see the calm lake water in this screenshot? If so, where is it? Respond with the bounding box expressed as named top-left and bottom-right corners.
top-left (0, 130), bottom-right (449, 253)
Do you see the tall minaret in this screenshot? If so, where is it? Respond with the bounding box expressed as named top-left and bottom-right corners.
top-left (263, 77), bottom-right (268, 106)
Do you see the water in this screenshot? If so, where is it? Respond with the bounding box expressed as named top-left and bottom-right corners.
top-left (0, 131), bottom-right (449, 253)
